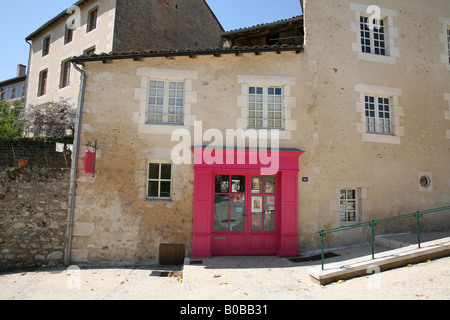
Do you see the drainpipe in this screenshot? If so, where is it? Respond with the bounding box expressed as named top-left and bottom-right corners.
top-left (65, 61), bottom-right (87, 266)
top-left (23, 40), bottom-right (32, 109)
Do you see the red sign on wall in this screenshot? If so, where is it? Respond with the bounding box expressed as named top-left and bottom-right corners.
top-left (84, 150), bottom-right (96, 175)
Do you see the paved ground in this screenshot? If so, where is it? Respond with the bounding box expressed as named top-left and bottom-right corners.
top-left (0, 233), bottom-right (449, 301)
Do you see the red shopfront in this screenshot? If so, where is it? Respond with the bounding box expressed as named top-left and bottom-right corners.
top-left (191, 148), bottom-right (304, 257)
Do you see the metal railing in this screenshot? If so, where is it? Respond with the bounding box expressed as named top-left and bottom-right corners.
top-left (315, 205), bottom-right (450, 270)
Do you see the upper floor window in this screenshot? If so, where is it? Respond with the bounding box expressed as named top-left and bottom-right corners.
top-left (38, 69), bottom-right (48, 97)
top-left (355, 84), bottom-right (403, 144)
top-left (147, 80), bottom-right (184, 125)
top-left (64, 25), bottom-right (73, 44)
top-left (360, 16), bottom-right (386, 56)
top-left (42, 35), bottom-right (50, 56)
top-left (248, 86), bottom-right (284, 129)
top-left (350, 3), bottom-right (399, 64)
top-left (60, 59), bottom-right (71, 88)
top-left (87, 7), bottom-right (98, 33)
top-left (365, 95), bottom-right (392, 135)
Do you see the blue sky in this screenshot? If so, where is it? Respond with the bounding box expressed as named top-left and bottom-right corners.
top-left (0, 0), bottom-right (302, 81)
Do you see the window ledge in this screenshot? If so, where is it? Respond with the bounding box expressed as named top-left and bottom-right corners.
top-left (357, 52), bottom-right (396, 64)
top-left (247, 127), bottom-right (286, 131)
top-left (145, 122), bottom-right (185, 126)
top-left (145, 197), bottom-right (172, 202)
top-left (362, 133), bottom-right (400, 144)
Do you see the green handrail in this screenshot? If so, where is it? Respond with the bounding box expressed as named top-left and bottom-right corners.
top-left (315, 205), bottom-right (450, 270)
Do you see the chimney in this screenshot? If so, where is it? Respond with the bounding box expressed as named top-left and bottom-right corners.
top-left (17, 64), bottom-right (26, 77)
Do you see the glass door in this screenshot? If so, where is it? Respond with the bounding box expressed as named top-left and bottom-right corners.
top-left (214, 174), bottom-right (246, 232)
top-left (212, 173), bottom-right (278, 255)
top-left (250, 175), bottom-right (276, 232)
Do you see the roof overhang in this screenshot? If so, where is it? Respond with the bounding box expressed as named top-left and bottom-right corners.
top-left (222, 16), bottom-right (303, 38)
top-left (71, 45), bottom-right (304, 64)
top-left (26, 0), bottom-right (88, 41)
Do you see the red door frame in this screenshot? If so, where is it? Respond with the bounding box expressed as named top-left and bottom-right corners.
top-left (210, 171), bottom-right (279, 256)
top-left (191, 148), bottom-right (304, 258)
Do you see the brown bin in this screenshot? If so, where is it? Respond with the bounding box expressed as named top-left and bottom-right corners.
top-left (159, 244), bottom-right (185, 265)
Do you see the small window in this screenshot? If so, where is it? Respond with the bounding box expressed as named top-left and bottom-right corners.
top-left (38, 69), bottom-right (48, 97)
top-left (2, 87), bottom-right (11, 100)
top-left (11, 86), bottom-right (16, 99)
top-left (248, 86), bottom-right (284, 129)
top-left (360, 16), bottom-right (386, 56)
top-left (87, 7), bottom-right (98, 32)
top-left (42, 35), bottom-right (50, 56)
top-left (447, 28), bottom-right (450, 64)
top-left (148, 80), bottom-right (184, 124)
top-left (148, 163), bottom-right (172, 199)
top-left (420, 176), bottom-right (431, 188)
top-left (83, 46), bottom-right (96, 56)
top-left (340, 189), bottom-right (358, 225)
top-left (365, 95), bottom-right (392, 135)
top-left (64, 25), bottom-right (73, 44)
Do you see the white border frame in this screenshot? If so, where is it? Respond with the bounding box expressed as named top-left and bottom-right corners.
top-left (237, 74), bottom-right (297, 140)
top-left (355, 84), bottom-right (404, 144)
top-left (350, 3), bottom-right (399, 64)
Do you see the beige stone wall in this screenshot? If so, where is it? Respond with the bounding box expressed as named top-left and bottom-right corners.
top-left (302, 0), bottom-right (450, 249)
top-left (70, 0), bottom-right (450, 263)
top-left (71, 51), bottom-right (311, 263)
top-left (26, 0), bottom-right (117, 108)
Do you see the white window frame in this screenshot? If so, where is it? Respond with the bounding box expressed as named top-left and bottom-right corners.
top-left (359, 16), bottom-right (386, 56)
top-left (147, 162), bottom-right (172, 200)
top-left (365, 95), bottom-right (392, 135)
top-left (351, 3), bottom-right (399, 64)
top-left (134, 67), bottom-right (198, 135)
top-left (147, 79), bottom-right (185, 125)
top-left (247, 85), bottom-right (284, 129)
top-left (340, 189), bottom-right (359, 226)
top-left (355, 84), bottom-right (403, 144)
top-left (237, 75), bottom-right (296, 140)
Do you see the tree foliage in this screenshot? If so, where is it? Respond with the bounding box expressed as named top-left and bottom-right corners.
top-left (17, 98), bottom-right (77, 139)
top-left (0, 98), bottom-right (24, 139)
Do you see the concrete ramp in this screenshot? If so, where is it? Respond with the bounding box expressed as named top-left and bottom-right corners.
top-left (309, 234), bottom-right (450, 286)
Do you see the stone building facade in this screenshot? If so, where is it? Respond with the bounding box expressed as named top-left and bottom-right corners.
top-left (25, 0), bottom-right (223, 109)
top-left (66, 0), bottom-right (450, 264)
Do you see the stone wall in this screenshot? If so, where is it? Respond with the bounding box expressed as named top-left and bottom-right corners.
top-left (0, 167), bottom-right (70, 271)
top-left (0, 139), bottom-right (72, 169)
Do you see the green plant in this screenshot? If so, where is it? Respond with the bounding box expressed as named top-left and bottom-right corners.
top-left (0, 98), bottom-right (24, 139)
